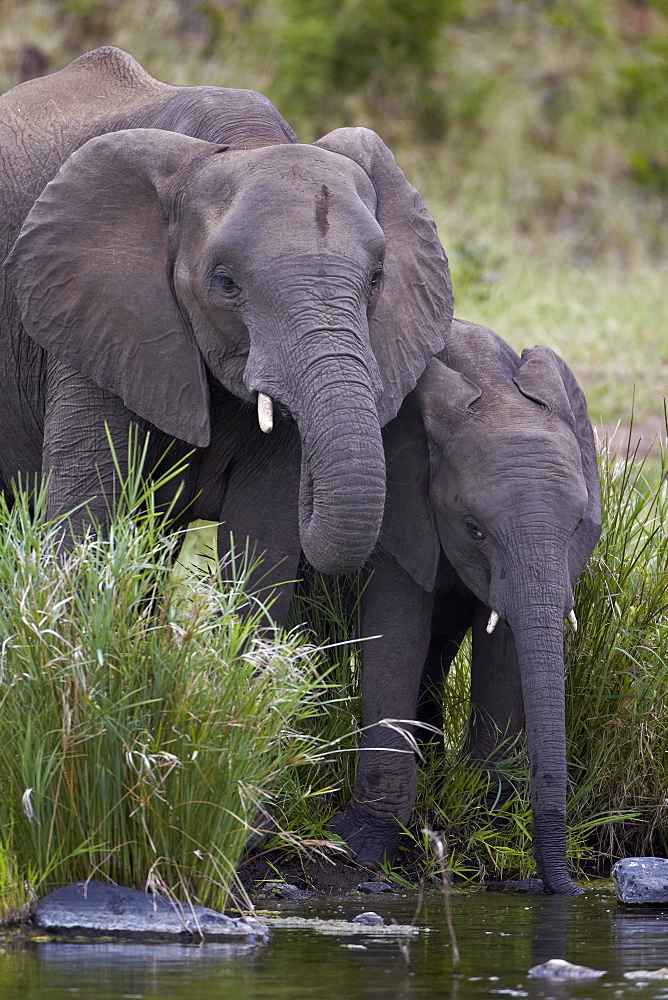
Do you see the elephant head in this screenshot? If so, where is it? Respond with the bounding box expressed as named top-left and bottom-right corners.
top-left (4, 127), bottom-right (452, 574)
top-left (382, 320), bottom-right (601, 894)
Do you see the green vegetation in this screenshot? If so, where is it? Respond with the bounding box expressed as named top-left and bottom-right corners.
top-left (0, 451), bottom-right (340, 922)
top-left (273, 0), bottom-right (463, 138)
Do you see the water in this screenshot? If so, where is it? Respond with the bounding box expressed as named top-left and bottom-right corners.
top-left (3, 889), bottom-right (668, 1000)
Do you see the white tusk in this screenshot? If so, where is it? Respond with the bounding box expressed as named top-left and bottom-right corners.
top-left (567, 610), bottom-right (578, 632)
top-left (257, 393), bottom-right (273, 434)
top-left (486, 610), bottom-right (499, 634)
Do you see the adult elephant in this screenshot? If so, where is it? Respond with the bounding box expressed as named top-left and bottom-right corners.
top-left (0, 46), bottom-right (452, 577)
top-left (329, 319), bottom-right (601, 895)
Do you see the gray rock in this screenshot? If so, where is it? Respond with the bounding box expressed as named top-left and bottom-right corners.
top-left (528, 959), bottom-right (606, 980)
top-left (258, 882), bottom-right (312, 901)
top-left (358, 881), bottom-right (395, 894)
top-left (624, 968), bottom-right (668, 981)
top-left (35, 881), bottom-right (269, 943)
top-left (263, 914), bottom-right (420, 936)
top-left (487, 878), bottom-right (545, 894)
top-left (612, 857), bottom-right (668, 906)
top-left (352, 911), bottom-right (384, 925)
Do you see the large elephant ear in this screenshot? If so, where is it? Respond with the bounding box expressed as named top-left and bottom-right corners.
top-left (314, 127), bottom-right (453, 426)
top-left (514, 346), bottom-right (602, 578)
top-left (381, 360), bottom-right (481, 592)
top-left (4, 128), bottom-right (227, 448)
top-left (415, 355), bottom-right (482, 434)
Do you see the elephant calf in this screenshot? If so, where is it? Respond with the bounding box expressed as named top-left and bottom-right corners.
top-left (329, 319), bottom-right (601, 896)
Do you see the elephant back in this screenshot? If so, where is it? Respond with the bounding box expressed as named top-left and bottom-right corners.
top-left (0, 46), bottom-right (298, 251)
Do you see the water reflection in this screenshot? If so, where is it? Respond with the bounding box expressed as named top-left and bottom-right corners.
top-left (1, 890), bottom-right (668, 1000)
top-left (529, 896), bottom-right (570, 966)
top-left (612, 907), bottom-right (668, 973)
top-left (37, 940), bottom-right (262, 967)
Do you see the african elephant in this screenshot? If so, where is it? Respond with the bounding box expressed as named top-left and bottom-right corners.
top-left (329, 319), bottom-right (601, 896)
top-left (0, 46), bottom-right (452, 577)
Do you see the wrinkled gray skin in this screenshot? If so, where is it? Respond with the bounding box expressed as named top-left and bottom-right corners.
top-left (329, 319), bottom-right (601, 896)
top-left (0, 47), bottom-right (452, 582)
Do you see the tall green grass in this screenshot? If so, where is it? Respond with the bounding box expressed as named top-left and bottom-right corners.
top-left (0, 450), bottom-right (338, 921)
top-left (565, 419), bottom-right (668, 864)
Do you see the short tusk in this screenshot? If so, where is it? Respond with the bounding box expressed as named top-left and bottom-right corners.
top-left (567, 609), bottom-right (577, 632)
top-left (486, 610), bottom-right (499, 634)
top-left (257, 393), bottom-right (273, 434)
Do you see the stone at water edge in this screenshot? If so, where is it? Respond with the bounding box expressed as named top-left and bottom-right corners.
top-left (352, 912), bottom-right (384, 925)
top-left (528, 959), bottom-right (606, 981)
top-left (624, 968), bottom-right (668, 981)
top-left (256, 882), bottom-right (312, 901)
top-left (611, 857), bottom-right (668, 905)
top-left (358, 881), bottom-right (396, 894)
top-left (35, 881), bottom-right (269, 943)
top-left (486, 878), bottom-right (545, 894)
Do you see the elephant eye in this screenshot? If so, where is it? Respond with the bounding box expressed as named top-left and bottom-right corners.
top-left (464, 518), bottom-right (485, 540)
top-left (369, 262), bottom-right (384, 293)
top-left (213, 268), bottom-right (240, 298)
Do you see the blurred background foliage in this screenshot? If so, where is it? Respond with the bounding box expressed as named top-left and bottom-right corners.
top-left (0, 0), bottom-right (666, 439)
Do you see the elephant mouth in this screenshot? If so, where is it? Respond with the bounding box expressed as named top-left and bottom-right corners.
top-left (486, 607), bottom-right (578, 635)
top-left (249, 390), bottom-right (295, 429)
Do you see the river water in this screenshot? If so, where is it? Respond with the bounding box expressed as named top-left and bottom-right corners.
top-left (2, 887), bottom-right (668, 1000)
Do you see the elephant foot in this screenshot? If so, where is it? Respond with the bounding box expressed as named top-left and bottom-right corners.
top-left (327, 803), bottom-right (404, 866)
top-left (541, 876), bottom-right (584, 897)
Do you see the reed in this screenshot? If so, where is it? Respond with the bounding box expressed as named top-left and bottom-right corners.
top-left (0, 447), bottom-right (336, 920)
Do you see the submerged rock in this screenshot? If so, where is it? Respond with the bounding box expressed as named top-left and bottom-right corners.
top-left (35, 881), bottom-right (269, 943)
top-left (358, 881), bottom-right (396, 894)
top-left (261, 914), bottom-right (420, 936)
top-left (528, 959), bottom-right (606, 980)
top-left (624, 968), bottom-right (668, 981)
top-left (352, 911), bottom-right (384, 925)
top-left (257, 882), bottom-right (312, 901)
top-left (486, 879), bottom-right (545, 894)
top-left (611, 858), bottom-right (668, 906)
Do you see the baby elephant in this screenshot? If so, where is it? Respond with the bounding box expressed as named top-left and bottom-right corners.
top-left (328, 319), bottom-right (601, 896)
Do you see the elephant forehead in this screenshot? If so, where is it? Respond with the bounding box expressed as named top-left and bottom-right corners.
top-left (182, 154), bottom-right (384, 265)
top-left (457, 412), bottom-right (580, 462)
top-left (247, 144), bottom-right (377, 204)
top-left (444, 419), bottom-right (587, 505)
top-left (191, 145), bottom-right (378, 214)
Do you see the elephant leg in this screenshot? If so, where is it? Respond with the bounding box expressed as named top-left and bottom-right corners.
top-left (465, 602), bottom-right (524, 805)
top-left (417, 575), bottom-right (477, 744)
top-left (42, 360), bottom-right (142, 532)
top-left (216, 417), bottom-right (302, 628)
top-left (328, 549), bottom-right (434, 864)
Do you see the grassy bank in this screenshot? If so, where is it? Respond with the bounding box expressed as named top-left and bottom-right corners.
top-left (0, 432), bottom-right (664, 913)
top-left (0, 454), bottom-right (341, 922)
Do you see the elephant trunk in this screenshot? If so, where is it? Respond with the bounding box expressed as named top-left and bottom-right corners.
top-left (506, 569), bottom-right (582, 896)
top-left (295, 355), bottom-right (386, 574)
top-left (243, 268), bottom-right (387, 575)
